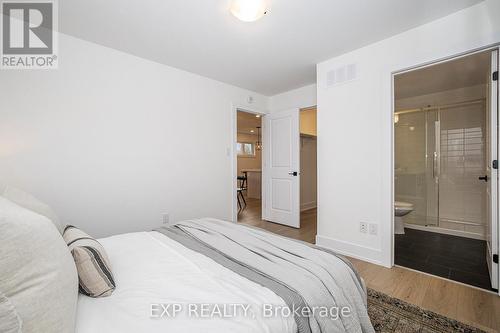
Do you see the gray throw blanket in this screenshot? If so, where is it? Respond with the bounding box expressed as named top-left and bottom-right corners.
top-left (156, 218), bottom-right (374, 333)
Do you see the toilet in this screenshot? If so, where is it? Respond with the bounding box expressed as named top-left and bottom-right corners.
top-left (394, 201), bottom-right (414, 234)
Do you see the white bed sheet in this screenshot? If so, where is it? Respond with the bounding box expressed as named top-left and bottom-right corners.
top-left (75, 231), bottom-right (296, 333)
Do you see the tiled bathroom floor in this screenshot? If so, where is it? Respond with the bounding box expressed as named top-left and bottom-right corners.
top-left (395, 228), bottom-right (494, 291)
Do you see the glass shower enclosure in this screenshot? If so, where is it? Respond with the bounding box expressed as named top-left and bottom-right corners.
top-left (394, 100), bottom-right (486, 238)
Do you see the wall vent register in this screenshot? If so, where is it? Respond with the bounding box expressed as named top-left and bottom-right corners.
top-left (326, 63), bottom-right (358, 87)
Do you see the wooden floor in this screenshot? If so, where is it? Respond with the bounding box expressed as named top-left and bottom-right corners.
top-left (238, 197), bottom-right (317, 243)
top-left (238, 198), bottom-right (500, 333)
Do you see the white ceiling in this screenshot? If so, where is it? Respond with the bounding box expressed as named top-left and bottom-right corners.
top-left (59, 0), bottom-right (483, 96)
top-left (395, 50), bottom-right (491, 100)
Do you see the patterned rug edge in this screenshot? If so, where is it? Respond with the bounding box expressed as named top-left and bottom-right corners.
top-left (367, 288), bottom-right (488, 333)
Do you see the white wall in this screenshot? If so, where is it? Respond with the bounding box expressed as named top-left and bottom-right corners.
top-left (316, 0), bottom-right (500, 266)
top-left (270, 84), bottom-right (317, 112)
top-left (0, 34), bottom-right (268, 238)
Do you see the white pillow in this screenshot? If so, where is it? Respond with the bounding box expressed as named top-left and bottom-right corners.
top-left (0, 292), bottom-right (21, 333)
top-left (0, 197), bottom-right (78, 333)
top-left (2, 186), bottom-right (63, 234)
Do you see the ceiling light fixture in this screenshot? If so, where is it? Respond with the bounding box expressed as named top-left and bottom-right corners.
top-left (256, 126), bottom-right (262, 151)
top-left (230, 0), bottom-right (268, 22)
top-left (255, 114), bottom-right (261, 118)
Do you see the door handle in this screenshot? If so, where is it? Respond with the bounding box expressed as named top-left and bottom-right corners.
top-left (288, 171), bottom-right (298, 176)
top-left (479, 175), bottom-right (489, 182)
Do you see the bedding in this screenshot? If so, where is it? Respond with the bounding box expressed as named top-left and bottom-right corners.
top-left (158, 219), bottom-right (373, 333)
top-left (0, 196), bottom-right (78, 333)
top-left (63, 225), bottom-right (116, 297)
top-left (0, 292), bottom-right (22, 333)
top-left (2, 186), bottom-right (63, 233)
top-left (76, 218), bottom-right (373, 333)
top-left (75, 231), bottom-right (297, 333)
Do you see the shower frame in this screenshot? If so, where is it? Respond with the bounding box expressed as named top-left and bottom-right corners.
top-left (395, 98), bottom-right (486, 235)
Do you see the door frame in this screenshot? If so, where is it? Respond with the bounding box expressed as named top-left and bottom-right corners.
top-left (230, 104), bottom-right (267, 223)
top-left (390, 44), bottom-right (500, 294)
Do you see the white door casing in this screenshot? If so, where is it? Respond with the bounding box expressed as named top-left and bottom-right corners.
top-left (262, 109), bottom-right (300, 228)
top-left (486, 49), bottom-right (499, 291)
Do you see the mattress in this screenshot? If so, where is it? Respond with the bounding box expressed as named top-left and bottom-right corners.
top-left (75, 231), bottom-right (297, 333)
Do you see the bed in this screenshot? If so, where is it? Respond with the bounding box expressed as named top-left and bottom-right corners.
top-left (1, 189), bottom-right (373, 333)
top-left (76, 231), bottom-right (297, 333)
top-left (76, 218), bottom-right (374, 333)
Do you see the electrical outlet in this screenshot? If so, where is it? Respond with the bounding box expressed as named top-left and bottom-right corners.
top-left (359, 222), bottom-right (368, 234)
top-left (162, 213), bottom-right (169, 224)
top-left (369, 223), bottom-right (378, 235)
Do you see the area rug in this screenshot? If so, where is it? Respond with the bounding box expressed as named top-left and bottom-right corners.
top-left (367, 288), bottom-right (487, 333)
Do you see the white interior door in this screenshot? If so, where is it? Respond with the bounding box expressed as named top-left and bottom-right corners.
top-left (262, 109), bottom-right (300, 228)
top-left (486, 49), bottom-right (499, 291)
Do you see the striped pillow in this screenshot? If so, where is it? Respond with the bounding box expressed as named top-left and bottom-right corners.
top-left (63, 226), bottom-right (115, 297)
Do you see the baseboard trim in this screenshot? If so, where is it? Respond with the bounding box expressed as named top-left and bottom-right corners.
top-left (300, 201), bottom-right (317, 211)
top-left (316, 234), bottom-right (383, 266)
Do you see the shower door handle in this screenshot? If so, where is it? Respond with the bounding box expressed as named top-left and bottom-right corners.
top-left (433, 151), bottom-right (438, 179)
top-left (433, 121), bottom-right (440, 181)
top-left (478, 175), bottom-right (489, 182)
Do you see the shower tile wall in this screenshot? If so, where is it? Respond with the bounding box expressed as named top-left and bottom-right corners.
top-left (395, 102), bottom-right (487, 237)
top-left (439, 103), bottom-right (486, 235)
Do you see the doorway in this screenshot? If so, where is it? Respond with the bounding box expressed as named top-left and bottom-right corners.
top-left (393, 49), bottom-right (499, 291)
top-left (233, 107), bottom-right (317, 244)
top-left (299, 107), bottom-right (318, 213)
top-left (235, 110), bottom-right (263, 223)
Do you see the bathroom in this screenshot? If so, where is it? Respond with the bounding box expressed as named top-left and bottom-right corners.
top-left (393, 49), bottom-right (498, 291)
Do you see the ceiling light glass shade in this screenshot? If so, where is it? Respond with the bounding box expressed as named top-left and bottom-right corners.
top-left (230, 0), bottom-right (268, 22)
top-left (256, 126), bottom-right (262, 150)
